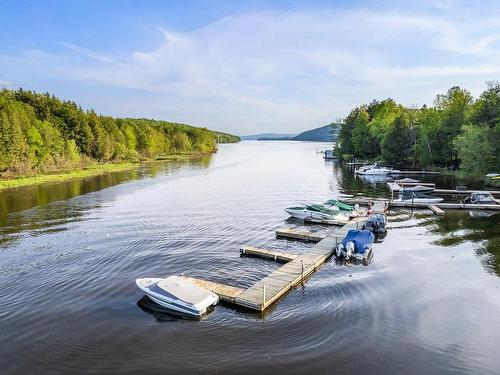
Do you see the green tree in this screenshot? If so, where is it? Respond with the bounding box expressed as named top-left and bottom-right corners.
top-left (381, 115), bottom-right (413, 167)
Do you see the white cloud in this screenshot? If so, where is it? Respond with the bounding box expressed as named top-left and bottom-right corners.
top-left (3, 5), bottom-right (500, 134)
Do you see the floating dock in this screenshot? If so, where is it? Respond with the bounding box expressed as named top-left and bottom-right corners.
top-left (240, 246), bottom-right (297, 262)
top-left (396, 170), bottom-right (441, 175)
top-left (275, 228), bottom-right (325, 242)
top-left (180, 276), bottom-right (244, 303)
top-left (182, 215), bottom-right (372, 312)
top-left (234, 217), bottom-right (369, 311)
top-left (389, 201), bottom-right (500, 211)
top-left (428, 205), bottom-right (446, 216)
top-left (432, 188), bottom-right (500, 197)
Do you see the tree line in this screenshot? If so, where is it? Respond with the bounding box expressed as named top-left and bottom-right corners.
top-left (0, 89), bottom-right (239, 177)
top-left (336, 82), bottom-right (500, 175)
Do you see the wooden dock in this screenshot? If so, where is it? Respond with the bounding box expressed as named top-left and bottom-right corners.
top-left (179, 215), bottom-right (370, 312)
top-left (234, 217), bottom-right (368, 311)
top-left (389, 201), bottom-right (500, 211)
top-left (428, 205), bottom-right (445, 216)
top-left (432, 189), bottom-right (500, 197)
top-left (240, 246), bottom-right (297, 262)
top-left (397, 170), bottom-right (441, 175)
top-left (275, 228), bottom-right (326, 242)
top-left (180, 276), bottom-right (244, 303)
top-left (304, 216), bottom-right (350, 225)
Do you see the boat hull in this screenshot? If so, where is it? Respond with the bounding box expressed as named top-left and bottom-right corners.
top-left (285, 207), bottom-right (348, 221)
top-left (136, 278), bottom-right (219, 317)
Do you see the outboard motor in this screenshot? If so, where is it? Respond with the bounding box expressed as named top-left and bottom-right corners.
top-left (363, 214), bottom-right (387, 242)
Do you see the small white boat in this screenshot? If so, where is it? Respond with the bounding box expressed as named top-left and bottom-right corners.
top-left (136, 276), bottom-right (219, 317)
top-left (463, 191), bottom-right (498, 205)
top-left (397, 189), bottom-right (443, 204)
top-left (355, 163), bottom-right (400, 175)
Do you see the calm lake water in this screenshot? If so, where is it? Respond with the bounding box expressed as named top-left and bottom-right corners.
top-left (1, 141), bottom-right (499, 374)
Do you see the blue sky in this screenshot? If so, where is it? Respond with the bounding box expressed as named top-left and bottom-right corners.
top-left (1, 0), bottom-right (500, 134)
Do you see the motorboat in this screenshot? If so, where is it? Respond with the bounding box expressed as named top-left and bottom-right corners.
top-left (136, 276), bottom-right (219, 317)
top-left (396, 177), bottom-right (420, 184)
top-left (463, 191), bottom-right (498, 205)
top-left (408, 185), bottom-right (435, 193)
top-left (285, 204), bottom-right (349, 221)
top-left (397, 189), bottom-right (443, 204)
top-left (323, 199), bottom-right (356, 212)
top-left (335, 230), bottom-right (375, 261)
top-left (362, 214), bottom-right (387, 242)
top-left (355, 163), bottom-right (401, 176)
top-left (388, 183), bottom-right (435, 193)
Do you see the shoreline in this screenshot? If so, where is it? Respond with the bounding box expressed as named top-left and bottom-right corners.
top-left (0, 152), bottom-right (212, 191)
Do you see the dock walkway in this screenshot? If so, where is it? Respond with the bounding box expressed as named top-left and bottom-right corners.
top-left (234, 217), bottom-right (368, 311)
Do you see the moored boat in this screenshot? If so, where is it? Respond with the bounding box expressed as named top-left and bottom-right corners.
top-left (355, 162), bottom-right (401, 176)
top-left (323, 198), bottom-right (356, 212)
top-left (463, 191), bottom-right (498, 205)
top-left (335, 229), bottom-right (375, 261)
top-left (285, 204), bottom-right (349, 221)
top-left (136, 276), bottom-right (219, 317)
top-left (397, 189), bottom-right (443, 204)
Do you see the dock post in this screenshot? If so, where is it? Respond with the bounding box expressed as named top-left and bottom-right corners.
top-left (263, 285), bottom-right (266, 308)
top-left (301, 260), bottom-right (304, 279)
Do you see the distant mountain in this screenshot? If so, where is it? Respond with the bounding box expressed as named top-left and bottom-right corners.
top-left (240, 133), bottom-right (297, 140)
top-left (240, 123), bottom-right (339, 142)
top-left (291, 124), bottom-right (339, 142)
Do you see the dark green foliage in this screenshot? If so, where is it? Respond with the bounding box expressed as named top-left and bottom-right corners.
top-left (381, 115), bottom-right (413, 167)
top-left (336, 84), bottom-right (500, 174)
top-left (0, 89), bottom-right (239, 176)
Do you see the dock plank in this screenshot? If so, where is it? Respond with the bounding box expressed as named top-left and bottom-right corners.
top-left (275, 228), bottom-right (326, 242)
top-left (240, 246), bottom-right (296, 262)
top-left (428, 205), bottom-right (445, 216)
top-left (180, 276), bottom-right (244, 302)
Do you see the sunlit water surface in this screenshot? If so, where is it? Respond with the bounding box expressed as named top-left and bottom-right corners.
top-left (1, 141), bottom-right (499, 374)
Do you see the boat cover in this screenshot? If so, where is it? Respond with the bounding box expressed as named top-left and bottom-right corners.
top-left (153, 276), bottom-right (214, 305)
top-left (397, 178), bottom-right (419, 183)
top-left (325, 199), bottom-right (355, 212)
top-left (409, 185), bottom-right (434, 192)
top-left (306, 204), bottom-right (337, 215)
top-left (340, 230), bottom-right (374, 255)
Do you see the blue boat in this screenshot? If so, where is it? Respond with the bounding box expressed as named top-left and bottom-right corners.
top-left (335, 229), bottom-right (375, 261)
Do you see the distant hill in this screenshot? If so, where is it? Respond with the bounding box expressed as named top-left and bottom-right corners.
top-left (240, 133), bottom-right (297, 140)
top-left (291, 124), bottom-right (339, 142)
top-left (240, 124), bottom-right (339, 142)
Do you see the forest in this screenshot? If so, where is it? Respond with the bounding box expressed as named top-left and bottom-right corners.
top-left (0, 89), bottom-right (239, 177)
top-left (336, 82), bottom-right (500, 175)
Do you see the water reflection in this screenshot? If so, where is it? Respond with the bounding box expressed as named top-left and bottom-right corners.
top-left (1, 142), bottom-right (500, 374)
top-left (0, 157), bottom-right (212, 249)
top-left (417, 211), bottom-right (500, 275)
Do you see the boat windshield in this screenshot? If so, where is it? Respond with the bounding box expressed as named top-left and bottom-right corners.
top-left (307, 204), bottom-right (336, 215)
top-left (400, 190), bottom-right (416, 200)
top-left (473, 193), bottom-right (495, 202)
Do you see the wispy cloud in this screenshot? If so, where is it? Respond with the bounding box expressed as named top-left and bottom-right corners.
top-left (2, 4), bottom-right (500, 134)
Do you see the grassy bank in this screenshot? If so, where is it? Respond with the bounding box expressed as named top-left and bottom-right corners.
top-left (0, 162), bottom-right (137, 190)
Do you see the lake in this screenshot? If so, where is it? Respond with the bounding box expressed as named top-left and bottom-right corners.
top-left (1, 141), bottom-right (499, 374)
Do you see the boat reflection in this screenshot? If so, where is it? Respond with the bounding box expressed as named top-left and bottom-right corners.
top-left (136, 296), bottom-right (207, 321)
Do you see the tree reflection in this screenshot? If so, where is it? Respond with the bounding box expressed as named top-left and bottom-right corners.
top-left (423, 211), bottom-right (500, 276)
